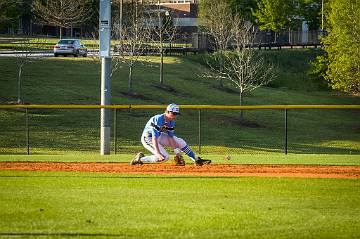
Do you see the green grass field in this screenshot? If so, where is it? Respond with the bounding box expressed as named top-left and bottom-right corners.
top-left (0, 170), bottom-right (359, 239)
top-left (0, 49), bottom-right (359, 155)
top-left (0, 45), bottom-right (359, 238)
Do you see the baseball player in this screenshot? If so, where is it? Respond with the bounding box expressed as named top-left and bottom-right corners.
top-left (130, 103), bottom-right (211, 166)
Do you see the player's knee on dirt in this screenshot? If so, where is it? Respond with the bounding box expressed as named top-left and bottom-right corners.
top-left (164, 155), bottom-right (170, 161)
top-left (158, 153), bottom-right (170, 162)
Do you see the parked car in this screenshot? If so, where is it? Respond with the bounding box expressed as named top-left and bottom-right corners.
top-left (53, 39), bottom-right (87, 57)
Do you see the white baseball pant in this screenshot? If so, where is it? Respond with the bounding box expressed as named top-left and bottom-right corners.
top-left (140, 133), bottom-right (187, 163)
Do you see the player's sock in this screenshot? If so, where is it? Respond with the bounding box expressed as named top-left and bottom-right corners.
top-left (181, 145), bottom-right (196, 161)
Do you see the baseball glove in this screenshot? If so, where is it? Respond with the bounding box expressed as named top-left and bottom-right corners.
top-left (174, 155), bottom-right (185, 166)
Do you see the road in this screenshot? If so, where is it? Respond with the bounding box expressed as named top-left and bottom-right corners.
top-left (0, 50), bottom-right (98, 58)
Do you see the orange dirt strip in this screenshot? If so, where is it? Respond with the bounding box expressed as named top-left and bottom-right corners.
top-left (1, 162), bottom-right (360, 179)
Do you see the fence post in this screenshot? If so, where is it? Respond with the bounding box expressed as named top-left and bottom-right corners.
top-left (198, 109), bottom-right (202, 154)
top-left (25, 108), bottom-right (29, 155)
top-left (285, 109), bottom-right (288, 155)
top-left (113, 109), bottom-right (117, 154)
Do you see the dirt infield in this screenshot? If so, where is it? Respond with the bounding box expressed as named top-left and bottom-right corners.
top-left (1, 162), bottom-right (360, 179)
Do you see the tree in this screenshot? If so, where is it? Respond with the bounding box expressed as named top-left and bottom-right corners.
top-left (204, 14), bottom-right (275, 119)
top-left (230, 17), bottom-right (274, 106)
top-left (199, 0), bottom-right (234, 87)
top-left (317, 0), bottom-right (360, 93)
top-left (112, 0), bottom-right (151, 95)
top-left (298, 0), bottom-right (322, 30)
top-left (253, 0), bottom-right (295, 42)
top-left (0, 0), bottom-right (24, 33)
top-left (228, 0), bottom-right (257, 22)
top-left (32, 0), bottom-right (93, 38)
top-left (145, 0), bottom-right (178, 86)
top-left (14, 38), bottom-right (43, 103)
top-left (0, 0), bottom-right (22, 22)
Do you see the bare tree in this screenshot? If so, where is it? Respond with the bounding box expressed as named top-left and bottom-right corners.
top-left (32, 0), bottom-right (92, 38)
top-left (145, 0), bottom-right (178, 86)
top-left (199, 0), bottom-right (234, 88)
top-left (14, 38), bottom-right (43, 103)
top-left (205, 15), bottom-right (276, 119)
top-left (228, 17), bottom-right (275, 117)
top-left (112, 1), bottom-right (151, 95)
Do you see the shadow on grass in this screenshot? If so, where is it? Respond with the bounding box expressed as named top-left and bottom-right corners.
top-left (236, 144), bottom-right (360, 155)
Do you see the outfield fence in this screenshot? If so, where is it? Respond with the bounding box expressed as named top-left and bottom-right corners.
top-left (0, 104), bottom-right (359, 155)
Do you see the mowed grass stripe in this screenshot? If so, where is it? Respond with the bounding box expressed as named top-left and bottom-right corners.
top-left (0, 171), bottom-right (359, 239)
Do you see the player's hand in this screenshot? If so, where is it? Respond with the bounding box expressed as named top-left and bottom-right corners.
top-left (156, 153), bottom-right (165, 162)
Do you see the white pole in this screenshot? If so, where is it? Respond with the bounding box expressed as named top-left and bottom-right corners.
top-left (100, 58), bottom-right (111, 155)
top-left (99, 0), bottom-right (112, 155)
top-left (321, 0), bottom-right (324, 31)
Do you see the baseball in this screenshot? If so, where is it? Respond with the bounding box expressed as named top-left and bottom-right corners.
top-left (225, 155), bottom-right (231, 160)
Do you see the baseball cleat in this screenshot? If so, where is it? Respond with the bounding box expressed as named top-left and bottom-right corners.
top-left (130, 152), bottom-right (144, 165)
top-left (194, 157), bottom-right (211, 166)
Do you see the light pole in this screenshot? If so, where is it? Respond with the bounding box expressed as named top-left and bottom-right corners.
top-left (158, 2), bottom-right (170, 85)
top-left (119, 0), bottom-right (123, 40)
top-left (99, 0), bottom-right (112, 155)
top-left (321, 0), bottom-right (324, 31)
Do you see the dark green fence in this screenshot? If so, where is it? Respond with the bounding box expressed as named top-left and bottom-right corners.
top-left (0, 105), bottom-right (359, 155)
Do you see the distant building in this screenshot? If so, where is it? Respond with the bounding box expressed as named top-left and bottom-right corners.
top-left (154, 0), bottom-right (199, 34)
